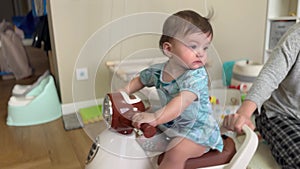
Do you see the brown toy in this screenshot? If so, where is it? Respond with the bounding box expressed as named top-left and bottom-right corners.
top-left (102, 91), bottom-right (156, 138)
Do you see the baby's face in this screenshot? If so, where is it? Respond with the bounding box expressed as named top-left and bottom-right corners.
top-left (170, 32), bottom-right (212, 70)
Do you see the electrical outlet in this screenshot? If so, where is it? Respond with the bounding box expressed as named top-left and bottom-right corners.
top-left (76, 67), bottom-right (89, 80)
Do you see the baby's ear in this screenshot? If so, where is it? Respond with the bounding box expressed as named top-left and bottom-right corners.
top-left (162, 42), bottom-right (172, 58)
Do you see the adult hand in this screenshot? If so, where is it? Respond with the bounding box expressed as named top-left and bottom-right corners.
top-left (223, 113), bottom-right (255, 134)
top-left (223, 100), bottom-right (257, 134)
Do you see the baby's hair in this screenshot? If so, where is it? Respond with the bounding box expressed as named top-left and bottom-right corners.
top-left (159, 10), bottom-right (213, 52)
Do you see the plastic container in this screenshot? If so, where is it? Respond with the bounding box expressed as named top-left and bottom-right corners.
top-left (231, 60), bottom-right (263, 92)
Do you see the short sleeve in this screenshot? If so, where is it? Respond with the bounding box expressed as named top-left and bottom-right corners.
top-left (178, 67), bottom-right (208, 98)
top-left (139, 63), bottom-right (163, 87)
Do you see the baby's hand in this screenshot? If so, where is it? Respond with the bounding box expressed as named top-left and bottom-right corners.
top-left (132, 112), bottom-right (157, 129)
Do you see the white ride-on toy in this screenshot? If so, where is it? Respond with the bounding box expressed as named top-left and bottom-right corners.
top-left (85, 91), bottom-right (258, 169)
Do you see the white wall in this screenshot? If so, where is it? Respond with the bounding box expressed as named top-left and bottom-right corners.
top-left (48, 0), bottom-right (267, 110)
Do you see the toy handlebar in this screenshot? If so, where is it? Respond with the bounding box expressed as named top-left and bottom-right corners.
top-left (140, 123), bottom-right (156, 138)
top-left (106, 91), bottom-right (157, 138)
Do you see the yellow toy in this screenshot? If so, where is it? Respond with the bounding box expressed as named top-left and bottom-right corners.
top-left (209, 96), bottom-right (219, 105)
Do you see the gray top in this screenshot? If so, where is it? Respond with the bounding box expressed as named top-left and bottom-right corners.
top-left (246, 22), bottom-right (300, 118)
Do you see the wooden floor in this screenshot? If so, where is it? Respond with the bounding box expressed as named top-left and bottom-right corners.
top-left (0, 47), bottom-right (93, 169)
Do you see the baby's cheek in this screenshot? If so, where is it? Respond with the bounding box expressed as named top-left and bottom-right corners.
top-left (202, 57), bottom-right (208, 64)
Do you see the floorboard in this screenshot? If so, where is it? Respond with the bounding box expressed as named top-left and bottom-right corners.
top-left (0, 47), bottom-right (93, 169)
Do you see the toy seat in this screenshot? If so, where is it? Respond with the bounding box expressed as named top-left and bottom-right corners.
top-left (6, 73), bottom-right (61, 126)
top-left (157, 125), bottom-right (258, 169)
top-left (157, 135), bottom-right (236, 168)
top-left (12, 70), bottom-right (50, 96)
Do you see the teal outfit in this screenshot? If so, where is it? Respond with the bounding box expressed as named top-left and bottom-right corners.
top-left (140, 62), bottom-right (223, 152)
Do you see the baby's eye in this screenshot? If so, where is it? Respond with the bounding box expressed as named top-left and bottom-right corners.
top-left (189, 45), bottom-right (197, 49)
top-left (204, 46), bottom-right (209, 51)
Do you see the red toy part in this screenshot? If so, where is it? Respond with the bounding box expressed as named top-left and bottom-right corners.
top-left (107, 92), bottom-right (156, 138)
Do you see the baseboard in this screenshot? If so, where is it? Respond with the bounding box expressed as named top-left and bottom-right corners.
top-left (61, 98), bottom-right (103, 115)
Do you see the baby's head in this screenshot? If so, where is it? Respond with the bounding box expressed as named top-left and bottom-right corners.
top-left (159, 10), bottom-right (213, 53)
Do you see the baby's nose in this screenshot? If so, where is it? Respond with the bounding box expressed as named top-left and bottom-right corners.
top-left (195, 49), bottom-right (205, 58)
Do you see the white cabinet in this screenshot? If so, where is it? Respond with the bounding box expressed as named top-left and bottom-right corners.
top-left (264, 0), bottom-right (300, 62)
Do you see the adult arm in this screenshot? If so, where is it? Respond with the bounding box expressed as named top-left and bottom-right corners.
top-left (223, 24), bottom-right (300, 133)
top-left (247, 24), bottom-right (300, 111)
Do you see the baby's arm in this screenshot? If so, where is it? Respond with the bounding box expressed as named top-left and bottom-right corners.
top-left (122, 76), bottom-right (145, 95)
top-left (155, 91), bottom-right (197, 124)
top-left (132, 90), bottom-right (197, 128)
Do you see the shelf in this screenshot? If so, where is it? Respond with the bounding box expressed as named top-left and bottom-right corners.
top-left (268, 16), bottom-right (298, 21)
top-left (267, 0), bottom-right (299, 19)
top-left (266, 49), bottom-right (273, 53)
top-left (264, 0), bottom-right (300, 63)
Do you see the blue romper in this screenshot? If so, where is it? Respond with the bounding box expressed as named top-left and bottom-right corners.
top-left (140, 62), bottom-right (223, 152)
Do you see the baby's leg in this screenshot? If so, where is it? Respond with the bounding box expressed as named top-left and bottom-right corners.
top-left (158, 137), bottom-right (208, 169)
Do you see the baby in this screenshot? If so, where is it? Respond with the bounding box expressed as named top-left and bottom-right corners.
top-left (122, 10), bottom-right (223, 169)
